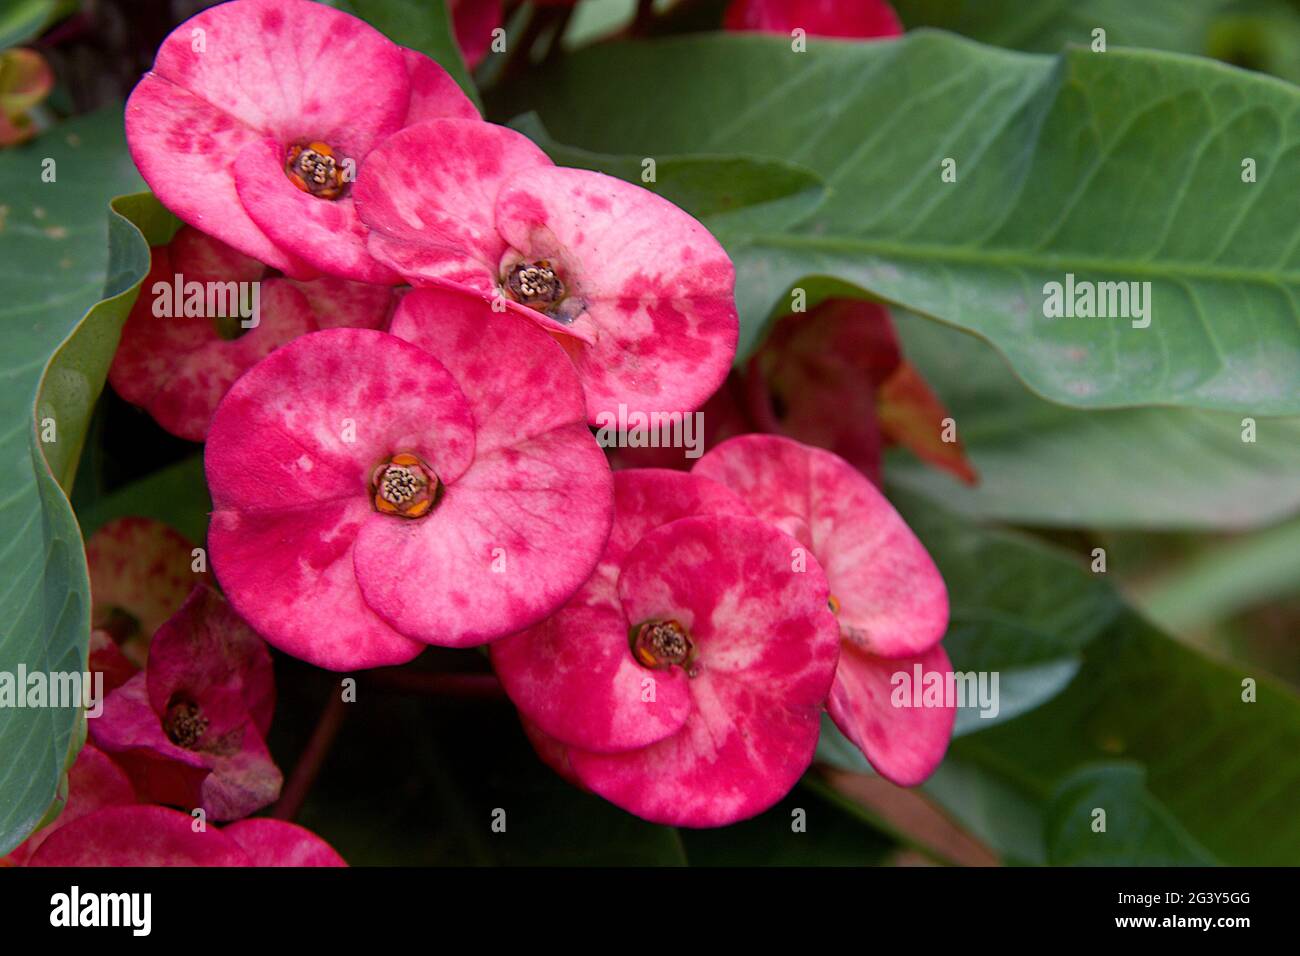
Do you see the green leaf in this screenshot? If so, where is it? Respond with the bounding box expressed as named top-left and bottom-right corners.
top-left (1137, 514), bottom-right (1300, 630)
top-left (510, 113), bottom-right (827, 233)
top-left (339, 0), bottom-right (482, 112)
top-left (894, 0), bottom-right (1300, 84)
top-left (0, 108), bottom-right (155, 854)
top-left (77, 454), bottom-right (211, 547)
top-left (0, 0), bottom-right (74, 49)
top-left (495, 32), bottom-right (1300, 414)
top-left (1045, 763), bottom-right (1218, 865)
top-left (895, 494), bottom-right (1300, 865)
top-left (887, 309), bottom-right (1300, 529)
top-left (894, 0), bottom-right (1231, 56)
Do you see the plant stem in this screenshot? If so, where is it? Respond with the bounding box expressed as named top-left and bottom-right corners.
top-left (270, 681), bottom-right (349, 821)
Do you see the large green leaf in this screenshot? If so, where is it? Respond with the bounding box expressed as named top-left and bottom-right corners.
top-left (893, 0), bottom-right (1300, 84)
top-left (887, 309), bottom-right (1300, 529)
top-left (495, 32), bottom-right (1300, 414)
top-left (0, 109), bottom-right (155, 854)
top-left (1044, 763), bottom-right (1218, 865)
top-left (891, 494), bottom-right (1300, 865)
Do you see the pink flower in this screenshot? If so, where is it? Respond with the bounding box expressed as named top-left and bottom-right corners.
top-left (26, 806), bottom-right (344, 866)
top-left (205, 289), bottom-right (614, 671)
top-left (748, 299), bottom-right (976, 486)
top-left (2, 745), bottom-right (136, 866)
top-left (611, 299), bottom-right (977, 487)
top-left (86, 516), bottom-right (208, 668)
top-left (491, 469), bottom-right (840, 826)
top-left (125, 0), bottom-right (479, 282)
top-left (110, 226), bottom-right (394, 441)
top-left (450, 0), bottom-right (502, 69)
top-left (220, 818), bottom-right (347, 866)
top-left (695, 434), bottom-right (954, 785)
top-left (89, 586), bottom-right (282, 821)
top-left (724, 0), bottom-right (903, 38)
top-left (354, 119), bottom-right (739, 423)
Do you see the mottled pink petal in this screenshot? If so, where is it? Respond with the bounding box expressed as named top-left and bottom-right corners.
top-left (28, 805), bottom-right (252, 867)
top-left (492, 470), bottom-right (746, 752)
top-left (125, 76), bottom-right (307, 275)
top-left (90, 588), bottom-right (283, 821)
top-left (146, 586), bottom-right (275, 738)
top-left (356, 290), bottom-right (613, 646)
top-left (694, 434), bottom-right (947, 658)
top-left (89, 672), bottom-right (214, 808)
top-left (494, 603), bottom-right (692, 752)
top-left (110, 266), bottom-right (319, 441)
top-left (127, 0), bottom-right (417, 274)
top-left (724, 0), bottom-right (903, 38)
top-left (85, 516), bottom-right (204, 663)
top-left (828, 643), bottom-right (955, 786)
top-left (223, 818), bottom-right (347, 867)
top-left (4, 745), bottom-right (136, 865)
top-left (287, 275), bottom-right (395, 330)
top-left (206, 328), bottom-right (477, 511)
top-left (495, 166), bottom-right (738, 422)
top-left (206, 328), bottom-right (479, 669)
top-left (402, 47), bottom-right (481, 123)
top-left (569, 515), bottom-right (840, 827)
top-left (150, 0), bottom-right (409, 156)
top-left (170, 224), bottom-right (265, 285)
top-left (208, 501), bottom-right (424, 670)
top-left (356, 119), bottom-right (552, 293)
top-left (235, 136), bottom-right (400, 283)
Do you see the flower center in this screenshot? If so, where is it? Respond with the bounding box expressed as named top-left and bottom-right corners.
top-left (285, 141), bottom-right (345, 199)
top-left (828, 594), bottom-right (841, 615)
top-left (504, 260), bottom-right (565, 311)
top-left (164, 696), bottom-right (208, 750)
top-left (372, 452), bottom-right (440, 518)
top-left (631, 619), bottom-right (695, 671)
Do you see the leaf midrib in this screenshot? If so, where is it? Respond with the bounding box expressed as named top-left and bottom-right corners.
top-left (732, 230), bottom-right (1300, 287)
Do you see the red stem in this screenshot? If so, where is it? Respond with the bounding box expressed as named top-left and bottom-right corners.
top-left (270, 682), bottom-right (349, 821)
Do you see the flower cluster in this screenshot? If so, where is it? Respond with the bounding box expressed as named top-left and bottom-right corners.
top-left (5, 518), bottom-right (342, 867)
top-left (46, 0), bottom-right (957, 853)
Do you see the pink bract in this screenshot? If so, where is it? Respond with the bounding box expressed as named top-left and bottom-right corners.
top-left (3, 744), bottom-right (136, 866)
top-left (695, 434), bottom-right (953, 785)
top-left (85, 516), bottom-right (206, 666)
top-left (355, 119), bottom-right (739, 423)
top-left (492, 470), bottom-right (840, 827)
top-left (724, 0), bottom-right (903, 38)
top-left (222, 818), bottom-right (347, 867)
top-left (89, 586), bottom-right (281, 821)
top-left (110, 226), bottom-right (395, 442)
top-left (751, 298), bottom-right (976, 486)
top-left (28, 805), bottom-right (252, 866)
top-left (25, 805), bottom-right (346, 866)
top-left (206, 292), bottom-right (613, 671)
top-left (125, 0), bottom-right (478, 282)
top-left (450, 0), bottom-right (502, 69)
